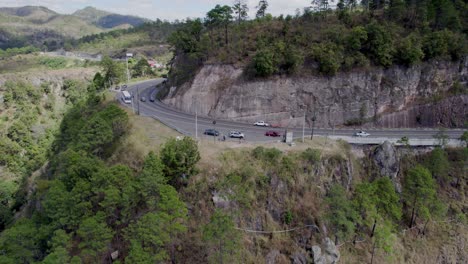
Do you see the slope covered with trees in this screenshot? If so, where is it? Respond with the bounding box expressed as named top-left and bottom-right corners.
top-left (168, 0), bottom-right (467, 80)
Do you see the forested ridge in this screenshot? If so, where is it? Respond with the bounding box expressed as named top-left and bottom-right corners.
top-left (1, 1), bottom-right (468, 263)
top-left (168, 0), bottom-right (467, 81)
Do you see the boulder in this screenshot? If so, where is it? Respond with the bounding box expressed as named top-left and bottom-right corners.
top-left (311, 237), bottom-right (340, 264)
top-left (266, 250), bottom-right (281, 264)
top-left (211, 191), bottom-right (232, 209)
top-left (290, 252), bottom-right (308, 264)
top-left (372, 141), bottom-right (401, 192)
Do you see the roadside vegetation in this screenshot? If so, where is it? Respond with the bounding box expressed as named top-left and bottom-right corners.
top-left (168, 0), bottom-right (467, 81)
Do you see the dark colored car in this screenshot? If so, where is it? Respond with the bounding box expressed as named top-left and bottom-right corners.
top-left (140, 97), bottom-right (147, 102)
top-left (122, 84), bottom-right (128, 89)
top-left (265, 131), bottom-right (281, 137)
top-left (204, 129), bottom-right (219, 136)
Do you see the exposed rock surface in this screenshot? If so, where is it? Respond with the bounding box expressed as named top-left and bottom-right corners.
top-left (290, 252), bottom-right (309, 264)
top-left (372, 141), bottom-right (401, 192)
top-left (163, 59), bottom-right (467, 128)
top-left (311, 238), bottom-right (340, 264)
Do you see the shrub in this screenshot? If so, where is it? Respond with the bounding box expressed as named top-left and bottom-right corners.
top-left (365, 22), bottom-right (395, 66)
top-left (301, 148), bottom-right (321, 164)
top-left (252, 48), bottom-right (276, 76)
top-left (396, 34), bottom-right (424, 65)
top-left (310, 43), bottom-right (342, 75)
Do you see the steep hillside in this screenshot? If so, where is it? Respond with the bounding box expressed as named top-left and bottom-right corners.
top-left (0, 6), bottom-right (148, 49)
top-left (164, 1), bottom-right (467, 128)
top-left (163, 59), bottom-right (467, 128)
top-left (73, 6), bottom-right (147, 28)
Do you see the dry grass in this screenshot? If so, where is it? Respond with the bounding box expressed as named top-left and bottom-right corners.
top-left (107, 105), bottom-right (181, 170)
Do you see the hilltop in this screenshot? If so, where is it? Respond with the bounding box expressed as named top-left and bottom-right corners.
top-left (0, 5), bottom-right (147, 49)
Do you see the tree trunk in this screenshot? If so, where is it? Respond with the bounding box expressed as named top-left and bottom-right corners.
top-left (409, 196), bottom-right (417, 228)
top-left (370, 219), bottom-right (377, 237)
top-left (370, 241), bottom-right (376, 264)
top-left (224, 24), bottom-right (229, 47)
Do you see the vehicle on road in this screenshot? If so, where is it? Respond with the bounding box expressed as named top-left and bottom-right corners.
top-left (254, 121), bottom-right (269, 127)
top-left (150, 95), bottom-right (155, 102)
top-left (121, 90), bottom-right (132, 104)
top-left (229, 131), bottom-right (244, 138)
top-left (265, 131), bottom-right (281, 137)
top-left (354, 131), bottom-right (370, 137)
top-left (140, 97), bottom-right (147, 102)
top-left (122, 84), bottom-right (127, 89)
top-left (204, 129), bottom-right (219, 136)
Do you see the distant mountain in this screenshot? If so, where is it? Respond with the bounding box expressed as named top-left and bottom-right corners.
top-left (0, 5), bottom-right (149, 49)
top-left (73, 6), bottom-right (147, 29)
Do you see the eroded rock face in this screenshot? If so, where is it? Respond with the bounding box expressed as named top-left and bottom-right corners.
top-left (372, 141), bottom-right (401, 192)
top-left (163, 59), bottom-right (467, 128)
top-left (311, 238), bottom-right (340, 264)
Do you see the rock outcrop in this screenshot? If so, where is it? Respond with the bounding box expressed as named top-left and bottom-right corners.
top-left (372, 141), bottom-right (401, 192)
top-left (311, 237), bottom-right (340, 264)
top-left (163, 59), bottom-right (467, 128)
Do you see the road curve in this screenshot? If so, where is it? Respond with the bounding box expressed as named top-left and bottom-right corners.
top-left (119, 79), bottom-right (465, 143)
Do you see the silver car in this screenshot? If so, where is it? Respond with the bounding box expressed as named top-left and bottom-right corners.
top-left (229, 131), bottom-right (244, 138)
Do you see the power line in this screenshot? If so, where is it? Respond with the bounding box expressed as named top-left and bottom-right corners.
top-left (235, 224), bottom-right (319, 234)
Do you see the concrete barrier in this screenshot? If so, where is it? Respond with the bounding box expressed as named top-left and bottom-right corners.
top-left (327, 136), bottom-right (463, 147)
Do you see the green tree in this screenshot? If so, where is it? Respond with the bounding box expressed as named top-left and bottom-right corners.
top-left (0, 219), bottom-right (41, 263)
top-left (256, 0), bottom-right (269, 18)
top-left (460, 131), bottom-right (468, 147)
top-left (347, 26), bottom-right (368, 51)
top-left (403, 165), bottom-right (443, 228)
top-left (232, 0), bottom-right (249, 24)
top-left (370, 220), bottom-right (396, 264)
top-left (365, 22), bottom-right (395, 67)
top-left (206, 5), bottom-right (233, 46)
top-left (252, 47), bottom-right (276, 76)
top-left (133, 58), bottom-right (152, 77)
top-left (41, 247), bottom-right (71, 264)
top-left (100, 55), bottom-right (125, 87)
top-left (160, 137), bottom-right (200, 187)
top-left (77, 213), bottom-right (114, 262)
top-left (138, 152), bottom-right (168, 209)
top-left (92, 72), bottom-right (105, 90)
top-left (311, 43), bottom-right (342, 75)
top-left (425, 148), bottom-right (449, 183)
top-left (396, 34), bottom-right (424, 65)
top-left (203, 209), bottom-right (241, 264)
top-left (326, 184), bottom-right (359, 243)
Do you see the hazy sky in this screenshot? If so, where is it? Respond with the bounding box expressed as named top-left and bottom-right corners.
top-left (0, 0), bottom-right (313, 21)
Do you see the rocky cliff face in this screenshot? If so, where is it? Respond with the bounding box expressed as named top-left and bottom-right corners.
top-left (163, 59), bottom-right (467, 128)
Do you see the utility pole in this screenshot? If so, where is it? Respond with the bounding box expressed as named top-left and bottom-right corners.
top-left (311, 105), bottom-right (317, 140)
top-left (126, 53), bottom-right (134, 114)
top-left (195, 102), bottom-right (198, 140)
top-left (213, 120), bottom-right (216, 143)
top-left (136, 85), bottom-right (140, 115)
top-left (302, 109), bottom-right (305, 143)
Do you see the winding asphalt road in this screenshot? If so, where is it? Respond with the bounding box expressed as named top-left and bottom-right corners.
top-left (120, 79), bottom-right (465, 143)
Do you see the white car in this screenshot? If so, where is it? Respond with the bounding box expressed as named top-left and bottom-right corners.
top-left (229, 131), bottom-right (244, 138)
top-left (254, 121), bottom-right (269, 127)
top-left (354, 131), bottom-right (370, 137)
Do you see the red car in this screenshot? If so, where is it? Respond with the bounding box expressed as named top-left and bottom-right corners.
top-left (265, 131), bottom-right (281, 137)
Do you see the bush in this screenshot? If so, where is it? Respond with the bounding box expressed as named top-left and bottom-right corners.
top-left (365, 22), bottom-right (395, 66)
top-left (310, 43), bottom-right (342, 75)
top-left (396, 34), bottom-right (424, 65)
top-left (39, 57), bottom-right (68, 69)
top-left (301, 148), bottom-right (321, 164)
top-left (252, 48), bottom-right (277, 76)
